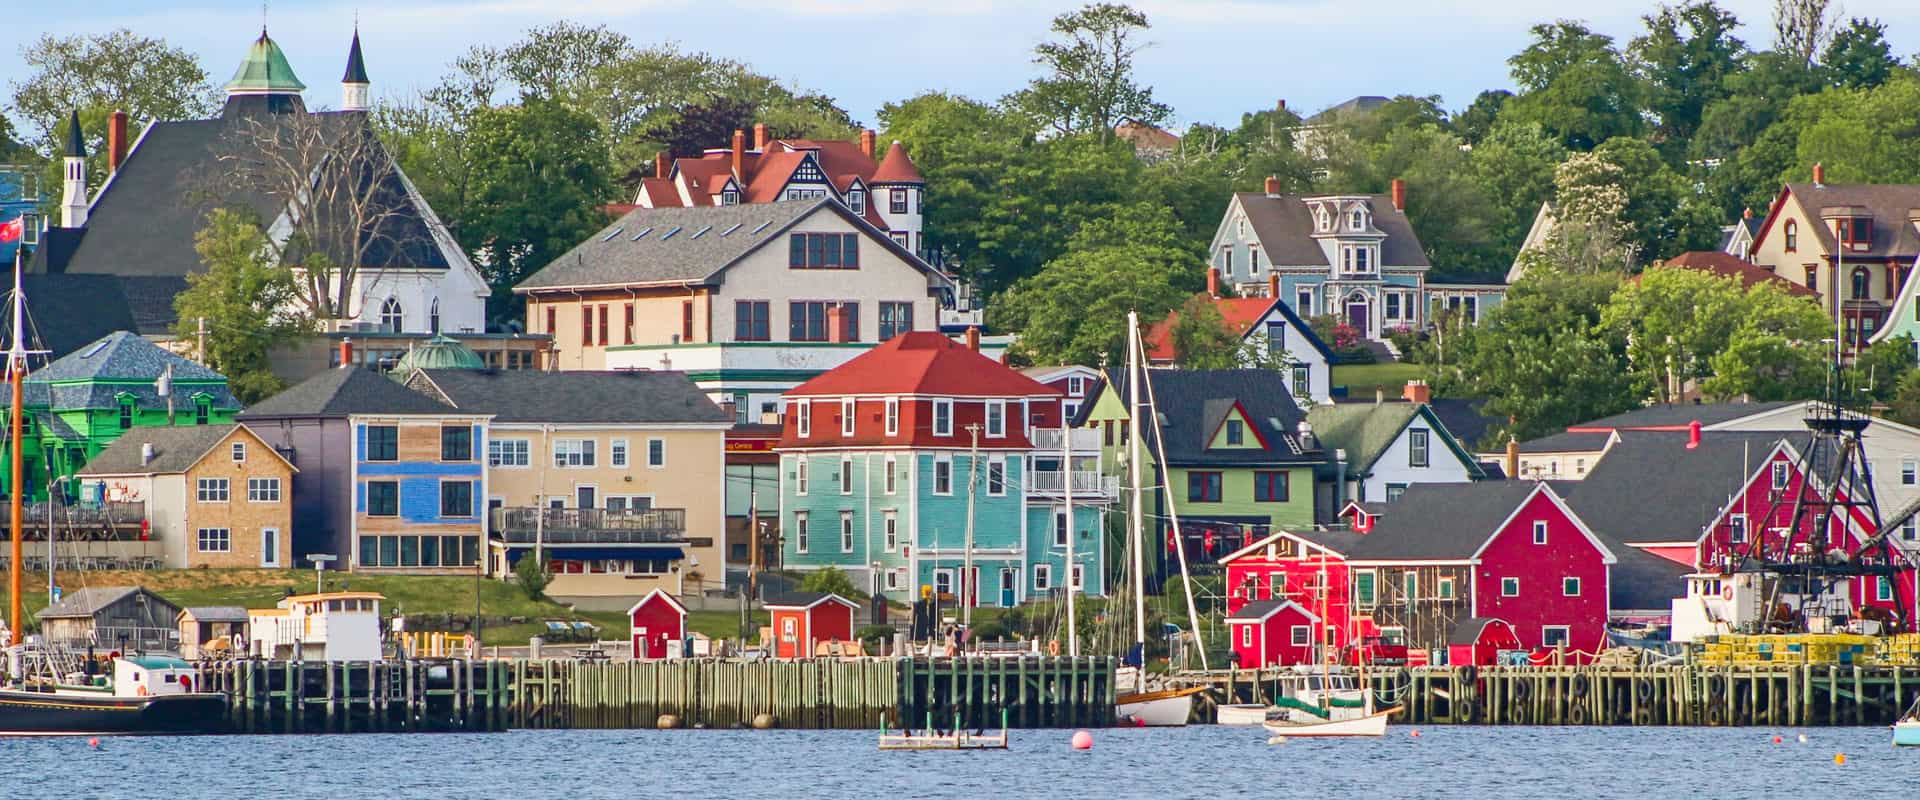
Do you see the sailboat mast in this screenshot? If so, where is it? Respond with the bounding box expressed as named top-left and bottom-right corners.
top-left (1126, 311), bottom-right (1146, 657)
top-left (1138, 335), bottom-right (1207, 671)
top-left (7, 249), bottom-right (25, 646)
top-left (1062, 396), bottom-right (1077, 657)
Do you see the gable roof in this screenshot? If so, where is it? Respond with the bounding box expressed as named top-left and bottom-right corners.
top-left (787, 332), bottom-right (1056, 399)
top-left (179, 605), bottom-right (250, 623)
top-left (1347, 481), bottom-right (1544, 561)
top-left (37, 586), bottom-right (175, 620)
top-left (1758, 182), bottom-right (1920, 258)
top-left (1226, 598), bottom-right (1318, 623)
top-left (1105, 367), bottom-right (1319, 466)
top-left (0, 330), bottom-right (240, 412)
top-left (78, 424), bottom-right (288, 476)
top-left (1516, 430), bottom-right (1615, 455)
top-left (1448, 617), bottom-right (1515, 646)
top-left (1567, 401), bottom-right (1797, 433)
top-left (410, 369), bottom-right (729, 425)
top-left (626, 587), bottom-right (688, 618)
top-left (1649, 253), bottom-right (1816, 297)
top-left (763, 590), bottom-right (860, 610)
top-left (1232, 192), bottom-right (1431, 268)
top-left (1306, 402), bottom-right (1484, 477)
top-left (1142, 293), bottom-right (1335, 364)
top-left (1426, 398), bottom-right (1499, 451)
top-left (239, 366), bottom-right (464, 419)
top-left (1561, 430), bottom-right (1788, 546)
top-left (1219, 527), bottom-right (1364, 563)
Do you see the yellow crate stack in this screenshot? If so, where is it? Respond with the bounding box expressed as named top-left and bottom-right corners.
top-left (1691, 633), bottom-right (1879, 666)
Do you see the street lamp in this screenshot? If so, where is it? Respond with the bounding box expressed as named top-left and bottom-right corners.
top-left (306, 554), bottom-right (337, 596)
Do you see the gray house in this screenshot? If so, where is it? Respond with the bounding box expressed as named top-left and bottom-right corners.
top-left (36, 586), bottom-right (183, 653)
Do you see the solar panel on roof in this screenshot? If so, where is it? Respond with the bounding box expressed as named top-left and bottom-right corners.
top-left (629, 226), bottom-right (653, 241)
top-left (601, 227), bottom-right (624, 242)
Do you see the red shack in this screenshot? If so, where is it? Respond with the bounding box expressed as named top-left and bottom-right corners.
top-left (1227, 598), bottom-right (1320, 668)
top-left (1447, 617), bottom-right (1522, 666)
top-left (767, 592), bottom-right (859, 659)
top-left (628, 588), bottom-right (688, 660)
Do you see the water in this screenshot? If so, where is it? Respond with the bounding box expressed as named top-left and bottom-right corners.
top-left (5, 726), bottom-right (1903, 799)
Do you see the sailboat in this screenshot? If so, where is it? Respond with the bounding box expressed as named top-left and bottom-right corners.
top-left (0, 250), bottom-right (226, 735)
top-left (1111, 311), bottom-right (1205, 727)
top-left (1259, 564), bottom-right (1398, 737)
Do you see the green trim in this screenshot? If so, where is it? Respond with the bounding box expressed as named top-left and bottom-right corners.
top-left (606, 341), bottom-right (874, 352)
top-left (681, 369), bottom-right (827, 383)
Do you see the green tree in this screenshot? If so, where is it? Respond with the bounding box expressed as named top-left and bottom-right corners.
top-left (1791, 76), bottom-right (1920, 184)
top-left (799, 566), bottom-right (862, 600)
top-left (1504, 20), bottom-right (1644, 149)
top-left (1470, 120), bottom-right (1567, 264)
top-left (514, 552), bottom-right (553, 601)
top-left (1887, 368), bottom-right (1920, 428)
top-left (1631, 1), bottom-right (1746, 149)
top-left (1844, 335), bottom-right (1917, 402)
top-left (1453, 90), bottom-right (1513, 146)
top-left (1589, 136), bottom-right (1723, 260)
top-left (1168, 295), bottom-right (1244, 369)
top-left (10, 29), bottom-right (215, 193)
top-left (992, 205), bottom-right (1197, 367)
top-left (1006, 3), bottom-right (1170, 140)
top-left (172, 209), bottom-right (310, 403)
top-left (1698, 284), bottom-right (1832, 400)
top-left (1821, 18), bottom-right (1900, 89)
top-left (1602, 267), bottom-right (1747, 403)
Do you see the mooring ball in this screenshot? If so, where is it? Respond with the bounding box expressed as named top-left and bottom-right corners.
top-left (1772, 735), bottom-right (1783, 744)
top-left (1834, 753), bottom-right (1846, 765)
top-left (1070, 730), bottom-right (1093, 750)
top-left (752, 713), bottom-right (775, 730)
top-left (1797, 734), bottom-right (1809, 743)
top-left (656, 714), bottom-right (680, 730)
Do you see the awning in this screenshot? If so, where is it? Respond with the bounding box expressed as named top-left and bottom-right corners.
top-left (502, 546), bottom-right (685, 564)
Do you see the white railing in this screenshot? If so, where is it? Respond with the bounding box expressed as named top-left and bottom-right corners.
top-left (1027, 470), bottom-right (1117, 496)
top-left (1031, 427), bottom-right (1101, 453)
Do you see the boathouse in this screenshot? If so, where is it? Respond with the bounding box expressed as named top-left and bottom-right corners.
top-left (628, 588), bottom-right (688, 660)
top-left (36, 586), bottom-right (182, 652)
top-left (177, 606), bottom-right (250, 659)
top-left (1226, 598), bottom-right (1319, 668)
top-left (1446, 617), bottom-right (1521, 666)
top-left (767, 592), bottom-right (858, 659)
top-left (248, 591), bottom-right (385, 661)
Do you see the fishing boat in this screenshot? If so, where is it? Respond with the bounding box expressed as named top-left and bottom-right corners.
top-left (1259, 566), bottom-right (1398, 737)
top-left (1262, 706), bottom-right (1398, 738)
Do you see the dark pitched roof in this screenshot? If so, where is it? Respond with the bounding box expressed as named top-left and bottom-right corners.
top-left (342, 31), bottom-right (369, 83)
top-left (1449, 617), bottom-right (1511, 645)
top-left (1427, 398), bottom-right (1498, 450)
top-left (78, 424), bottom-right (242, 475)
top-left (180, 605), bottom-right (250, 622)
top-left (411, 369), bottom-right (729, 425)
top-left (1609, 540), bottom-right (1690, 612)
top-left (37, 586), bottom-right (174, 620)
top-left (1348, 481), bottom-right (1544, 561)
top-left (1568, 401), bottom-right (1797, 432)
top-left (0, 330), bottom-right (239, 412)
top-left (1106, 367), bottom-right (1320, 466)
top-left (1782, 182), bottom-right (1920, 258)
top-left (1651, 253), bottom-right (1816, 297)
top-left (1561, 430), bottom-right (1788, 545)
top-left (64, 111), bottom-right (85, 158)
top-left (1294, 527), bottom-right (1366, 555)
top-left (1233, 192), bottom-right (1431, 268)
top-left (1308, 95), bottom-right (1390, 123)
top-left (1517, 430), bottom-right (1614, 454)
top-left (239, 366), bottom-right (463, 418)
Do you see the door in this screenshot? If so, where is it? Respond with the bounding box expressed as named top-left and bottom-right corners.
top-left (576, 485), bottom-right (597, 509)
top-left (634, 627), bottom-right (649, 659)
top-left (967, 567), bottom-right (980, 608)
top-left (999, 568), bottom-right (1017, 607)
top-left (260, 528), bottom-right (280, 567)
top-left (1346, 298), bottom-right (1369, 334)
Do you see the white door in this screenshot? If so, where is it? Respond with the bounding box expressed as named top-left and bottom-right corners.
top-left (260, 528), bottom-right (280, 567)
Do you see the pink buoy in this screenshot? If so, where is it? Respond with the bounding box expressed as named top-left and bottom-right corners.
top-left (1132, 715), bottom-right (1147, 728)
top-left (1410, 729), bottom-right (1421, 738)
top-left (88, 737), bottom-right (100, 749)
top-left (1772, 735), bottom-right (1783, 744)
top-left (1071, 730), bottom-right (1093, 750)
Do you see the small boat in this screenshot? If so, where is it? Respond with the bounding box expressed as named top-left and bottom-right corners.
top-left (0, 646), bottom-right (227, 736)
top-left (879, 711), bottom-right (1008, 750)
top-left (1217, 703), bottom-right (1271, 726)
top-left (1896, 696), bottom-right (1920, 746)
top-left (1115, 684), bottom-right (1205, 726)
top-left (1263, 705), bottom-right (1399, 738)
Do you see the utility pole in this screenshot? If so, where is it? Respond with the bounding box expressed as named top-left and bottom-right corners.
top-left (963, 422), bottom-right (980, 628)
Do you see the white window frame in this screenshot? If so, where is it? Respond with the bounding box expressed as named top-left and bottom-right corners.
top-left (840, 455), bottom-right (854, 495)
top-left (647, 438), bottom-right (666, 468)
top-left (796, 399), bottom-right (811, 438)
top-left (841, 398), bottom-right (857, 437)
top-left (1067, 376), bottom-right (1085, 397)
top-left (1240, 625), bottom-right (1254, 647)
top-left (1437, 576), bottom-right (1455, 599)
top-left (794, 512), bottom-right (809, 554)
top-left (610, 438), bottom-right (629, 468)
top-left (554, 438), bottom-right (596, 468)
top-left (1879, 576), bottom-right (1896, 602)
top-left (840, 511), bottom-right (854, 553)
top-left (1543, 625), bottom-right (1570, 648)
top-left (1291, 625), bottom-right (1310, 647)
top-left (1408, 429), bottom-right (1429, 468)
top-left (795, 456), bottom-right (809, 496)
top-left (884, 568), bottom-right (900, 592)
top-left (196, 527), bottom-right (232, 553)
top-left (196, 478), bottom-right (230, 503)
top-left (246, 477), bottom-right (281, 503)
top-left (933, 399), bottom-right (953, 436)
top-left (1728, 513), bottom-right (1748, 544)
top-left (933, 456), bottom-right (953, 495)
top-left (1033, 564), bottom-right (1052, 592)
top-left (1532, 520), bottom-right (1548, 545)
top-left (1903, 517), bottom-right (1917, 542)
top-left (884, 456), bottom-right (897, 494)
top-left (1071, 564), bottom-right (1084, 590)
top-left (232, 442), bottom-right (247, 462)
top-left (1904, 459), bottom-right (1916, 486)
top-left (1563, 576), bottom-right (1581, 596)
top-left (1054, 507), bottom-right (1069, 547)
top-left (883, 511), bottom-right (898, 551)
top-left (1501, 577), bottom-right (1520, 597)
top-left (260, 527), bottom-right (280, 567)
top-left (987, 457), bottom-right (1006, 496)
top-left (1772, 461), bottom-right (1790, 490)
top-left (885, 398), bottom-right (899, 436)
top-left (985, 400), bottom-right (1005, 438)
top-left (488, 438), bottom-right (530, 468)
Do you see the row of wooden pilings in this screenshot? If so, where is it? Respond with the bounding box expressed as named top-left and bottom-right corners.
top-left (198, 658), bottom-right (510, 734)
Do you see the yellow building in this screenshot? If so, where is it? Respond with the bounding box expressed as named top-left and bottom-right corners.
top-left (76, 423), bottom-right (296, 569)
top-left (407, 368), bottom-right (731, 610)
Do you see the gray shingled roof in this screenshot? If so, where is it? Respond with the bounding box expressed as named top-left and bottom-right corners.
top-left (1517, 430), bottom-right (1615, 454)
top-left (0, 331), bottom-right (239, 413)
top-left (1347, 481), bottom-right (1544, 561)
top-left (1570, 401), bottom-right (1797, 432)
top-left (239, 366), bottom-right (464, 418)
top-left (14, 275), bottom-right (188, 359)
top-left (1785, 182), bottom-right (1920, 258)
top-left (1609, 540), bottom-right (1690, 612)
top-left (180, 605), bottom-right (249, 623)
top-left (1449, 617), bottom-right (1509, 645)
top-left (79, 424), bottom-right (242, 475)
top-left (1561, 430), bottom-right (1789, 545)
top-left (37, 586), bottom-right (173, 620)
top-left (410, 369), bottom-right (729, 425)
top-left (1226, 598), bottom-right (1312, 622)
top-left (1233, 192), bottom-right (1432, 268)
top-left (1103, 367), bottom-right (1321, 467)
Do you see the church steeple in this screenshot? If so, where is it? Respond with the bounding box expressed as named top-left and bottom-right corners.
top-left (341, 29), bottom-right (370, 112)
top-left (61, 111), bottom-right (88, 229)
top-left (224, 29), bottom-right (306, 100)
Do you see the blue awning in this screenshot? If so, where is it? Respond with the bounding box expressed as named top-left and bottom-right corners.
top-left (502, 546), bottom-right (684, 563)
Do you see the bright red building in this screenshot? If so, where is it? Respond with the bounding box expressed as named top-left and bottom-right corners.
top-left (767, 592), bottom-right (859, 659)
top-left (628, 589), bottom-right (688, 660)
top-left (1218, 528), bottom-right (1368, 667)
top-left (1226, 598), bottom-right (1320, 668)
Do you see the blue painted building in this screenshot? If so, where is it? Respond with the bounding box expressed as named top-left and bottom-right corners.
top-left (239, 363), bottom-right (492, 573)
top-left (776, 333), bottom-right (1111, 607)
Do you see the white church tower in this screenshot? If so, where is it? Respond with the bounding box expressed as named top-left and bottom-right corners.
top-left (60, 111), bottom-right (87, 228)
top-left (341, 29), bottom-right (370, 112)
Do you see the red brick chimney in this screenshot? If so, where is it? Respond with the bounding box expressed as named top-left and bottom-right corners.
top-left (965, 326), bottom-right (980, 351)
top-left (1264, 175), bottom-right (1280, 197)
top-left (108, 111), bottom-right (128, 174)
top-left (1402, 379), bottom-right (1430, 404)
top-left (827, 305), bottom-right (845, 344)
top-left (1813, 162), bottom-right (1825, 186)
top-left (338, 338), bottom-right (354, 368)
top-left (1267, 272), bottom-right (1280, 299)
top-left (859, 129), bottom-right (877, 159)
top-left (1391, 178), bottom-right (1406, 212)
top-left (1277, 99), bottom-right (1287, 112)
top-left (731, 129), bottom-right (746, 180)
top-left (1206, 267), bottom-right (1220, 298)
top-left (753, 123), bottom-right (770, 151)
top-left (655, 151), bottom-right (669, 180)
top-left (1743, 206), bottom-right (1753, 220)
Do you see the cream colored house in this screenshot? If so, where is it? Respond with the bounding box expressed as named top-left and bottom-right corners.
top-left (406, 368), bottom-right (731, 610)
top-left (1747, 169), bottom-right (1920, 354)
top-left (76, 423), bottom-right (295, 570)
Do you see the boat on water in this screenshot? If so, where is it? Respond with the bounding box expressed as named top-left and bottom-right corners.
top-left (0, 645), bottom-right (227, 735)
top-left (1897, 696), bottom-right (1920, 747)
top-left (1216, 703), bottom-right (1270, 726)
top-left (1115, 682), bottom-right (1207, 726)
top-left (1263, 706), bottom-right (1398, 738)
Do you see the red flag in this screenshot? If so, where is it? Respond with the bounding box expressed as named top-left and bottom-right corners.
top-left (0, 217), bottom-right (21, 243)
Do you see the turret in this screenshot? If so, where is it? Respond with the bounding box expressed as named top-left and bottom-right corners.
top-left (341, 29), bottom-right (370, 112)
top-left (61, 111), bottom-right (87, 228)
top-left (223, 28), bottom-right (307, 115)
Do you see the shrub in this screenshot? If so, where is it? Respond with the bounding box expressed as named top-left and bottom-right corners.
top-left (514, 553), bottom-right (551, 601)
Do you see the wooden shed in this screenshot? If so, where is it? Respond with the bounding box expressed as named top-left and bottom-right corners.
top-left (627, 589), bottom-right (688, 660)
top-left (177, 606), bottom-right (250, 660)
top-left (1447, 617), bottom-right (1522, 667)
top-left (36, 586), bottom-right (182, 653)
top-left (766, 592), bottom-right (858, 659)
top-left (1226, 598), bottom-right (1320, 669)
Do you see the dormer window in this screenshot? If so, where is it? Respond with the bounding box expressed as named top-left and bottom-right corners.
top-left (721, 189), bottom-right (740, 205)
top-left (849, 188), bottom-right (865, 215)
top-left (1349, 209), bottom-right (1366, 230)
top-left (1840, 217), bottom-right (1871, 251)
top-left (1315, 207), bottom-right (1330, 232)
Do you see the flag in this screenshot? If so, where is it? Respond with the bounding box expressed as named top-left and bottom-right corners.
top-left (0, 217), bottom-right (20, 243)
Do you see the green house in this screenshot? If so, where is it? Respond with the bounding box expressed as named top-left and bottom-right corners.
top-left (1081, 368), bottom-right (1325, 578)
top-left (1, 332), bottom-right (242, 501)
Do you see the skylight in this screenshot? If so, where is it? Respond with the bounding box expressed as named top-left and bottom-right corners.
top-left (661, 226), bottom-right (682, 240)
top-left (601, 227), bottom-right (624, 242)
top-left (720, 223), bottom-right (743, 237)
top-left (80, 340), bottom-right (110, 358)
top-left (629, 226), bottom-right (653, 241)
top-left (690, 225), bottom-right (712, 239)
top-left (751, 221), bottom-right (772, 234)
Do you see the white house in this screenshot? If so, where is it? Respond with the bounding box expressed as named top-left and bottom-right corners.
top-left (1308, 385), bottom-right (1486, 504)
top-left (1143, 276), bottom-right (1337, 405)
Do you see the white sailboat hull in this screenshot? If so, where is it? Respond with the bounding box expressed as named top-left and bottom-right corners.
top-left (1217, 704), bottom-right (1270, 725)
top-left (1116, 688), bottom-right (1199, 727)
top-left (1263, 706), bottom-right (1398, 737)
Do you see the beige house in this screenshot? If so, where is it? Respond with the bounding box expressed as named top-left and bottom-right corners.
top-left (77, 424), bottom-right (295, 569)
top-left (1746, 166), bottom-right (1920, 353)
top-left (406, 368), bottom-right (731, 610)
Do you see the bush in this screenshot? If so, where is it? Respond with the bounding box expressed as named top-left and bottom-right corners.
top-left (800, 566), bottom-right (864, 600)
top-left (854, 624), bottom-right (896, 650)
top-left (1385, 325), bottom-right (1426, 362)
top-left (514, 553), bottom-right (552, 601)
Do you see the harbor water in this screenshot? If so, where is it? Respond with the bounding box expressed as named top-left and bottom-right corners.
top-left (11, 725), bottom-right (1899, 799)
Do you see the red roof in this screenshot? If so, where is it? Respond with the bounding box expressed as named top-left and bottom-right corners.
top-left (1143, 294), bottom-right (1278, 362)
top-left (871, 141), bottom-right (924, 184)
top-left (743, 151), bottom-right (811, 203)
top-left (787, 332), bottom-right (1061, 398)
top-left (634, 179), bottom-right (682, 208)
top-left (1644, 252), bottom-right (1817, 297)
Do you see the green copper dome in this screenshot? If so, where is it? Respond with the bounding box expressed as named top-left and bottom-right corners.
top-left (392, 335), bottom-right (486, 374)
top-left (224, 29), bottom-right (307, 96)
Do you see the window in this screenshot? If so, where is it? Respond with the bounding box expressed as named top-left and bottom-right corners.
top-left (232, 442), bottom-right (247, 462)
top-left (1784, 220), bottom-right (1798, 251)
top-left (890, 188), bottom-right (908, 214)
top-left (840, 456), bottom-right (854, 494)
top-left (789, 301), bottom-right (829, 341)
top-left (1071, 565), bottom-right (1085, 590)
top-left (1349, 209), bottom-right (1365, 230)
top-left (247, 478), bottom-right (281, 503)
top-left (1292, 366), bottom-right (1310, 398)
top-left (933, 400), bottom-right (953, 436)
top-left (1034, 564), bottom-right (1052, 592)
top-left (838, 398), bottom-right (858, 437)
top-left (1385, 483), bottom-right (1407, 503)
top-left (1729, 514), bottom-right (1747, 544)
top-left (1437, 577), bottom-right (1455, 600)
top-left (610, 439), bottom-right (629, 468)
top-left (1575, 458), bottom-right (1586, 476)
top-left (879, 302), bottom-right (914, 341)
top-left (197, 528), bottom-right (231, 553)
top-left (1532, 520), bottom-right (1548, 545)
top-left (735, 301), bottom-right (771, 341)
top-left (194, 399), bottom-right (211, 425)
top-left (1239, 625), bottom-right (1253, 648)
top-left (366, 481), bottom-right (399, 517)
top-left (365, 425), bottom-right (398, 462)
top-left (1384, 292), bottom-right (1402, 321)
top-left (1220, 246), bottom-right (1234, 275)
top-left (441, 481), bottom-right (474, 518)
top-left (1408, 429), bottom-right (1430, 468)
top-left (1249, 245), bottom-right (1262, 275)
top-left (885, 399), bottom-right (899, 436)
top-left (624, 303), bottom-right (634, 345)
top-left (987, 458), bottom-right (1006, 496)
top-left (787, 232), bottom-right (862, 268)
top-left (1501, 577), bottom-right (1520, 597)
top-left (884, 456), bottom-right (897, 494)
top-left (380, 297), bottom-right (403, 332)
top-left (883, 511), bottom-right (898, 551)
top-left (796, 400), bottom-right (812, 438)
top-left (838, 302), bottom-right (860, 342)
top-left (796, 456), bottom-right (809, 495)
top-left (118, 399), bottom-right (134, 430)
top-left (441, 426), bottom-right (473, 462)
top-left (196, 478), bottom-right (230, 503)
top-left (1542, 626), bottom-right (1570, 648)
top-left (680, 301), bottom-right (693, 342)
top-left (848, 188), bottom-right (866, 215)
top-left (261, 528), bottom-right (280, 567)
top-left (1225, 419), bottom-right (1244, 445)
top-left (840, 511), bottom-right (854, 553)
top-left (722, 188), bottom-right (739, 205)
top-left (1852, 267), bottom-right (1871, 299)
top-left (1296, 289), bottom-right (1314, 316)
top-left (1772, 461), bottom-right (1790, 490)
top-left (647, 439), bottom-right (665, 468)
top-left (1053, 509), bottom-right (1069, 546)
top-left (1904, 460), bottom-right (1916, 486)
top-left (1804, 266), bottom-right (1817, 290)
top-left (1067, 376), bottom-right (1086, 397)
top-left (1840, 217), bottom-right (1872, 248)
top-left (545, 307), bottom-right (556, 335)
top-left (794, 512), bottom-right (809, 553)
top-left (554, 439), bottom-right (596, 467)
top-left (1291, 625), bottom-right (1310, 647)
top-left (489, 438), bottom-right (529, 467)
top-left (1355, 571), bottom-right (1377, 608)
top-left (1254, 471), bottom-right (1288, 502)
top-left (934, 457), bottom-right (953, 495)
top-left (1904, 518), bottom-right (1917, 542)
top-left (1404, 573), bottom-right (1418, 604)
top-left (1880, 576), bottom-right (1897, 601)
top-left (1562, 576), bottom-right (1583, 597)
top-left (986, 401), bottom-right (1005, 437)
top-left (1187, 471), bottom-right (1223, 502)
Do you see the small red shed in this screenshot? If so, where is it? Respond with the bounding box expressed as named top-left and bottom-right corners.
top-left (766, 592), bottom-right (859, 659)
top-left (1447, 617), bottom-right (1521, 667)
top-left (628, 589), bottom-right (689, 660)
top-left (1226, 598), bottom-right (1320, 669)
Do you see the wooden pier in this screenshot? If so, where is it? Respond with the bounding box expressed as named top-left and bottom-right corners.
top-left (199, 658), bottom-right (509, 733)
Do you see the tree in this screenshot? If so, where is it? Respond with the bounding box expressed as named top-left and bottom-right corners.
top-left (1887, 369), bottom-right (1920, 428)
top-left (1774, 0), bottom-right (1840, 65)
top-left (1631, 1), bottom-right (1746, 148)
top-left (992, 205), bottom-right (1197, 367)
top-left (642, 95), bottom-right (758, 170)
top-left (1844, 335), bottom-right (1917, 402)
top-left (1588, 136), bottom-right (1723, 260)
top-left (1453, 90), bottom-right (1513, 145)
top-left (1504, 20), bottom-right (1643, 149)
top-left (1168, 295), bottom-right (1244, 369)
top-left (799, 566), bottom-right (862, 600)
top-left (1791, 76), bottom-right (1920, 185)
top-left (1602, 267), bottom-right (1747, 402)
top-left (514, 552), bottom-right (552, 600)
top-left (1698, 284), bottom-right (1832, 400)
top-left (1543, 151), bottom-right (1638, 271)
top-left (172, 209), bottom-right (310, 403)
top-left (1822, 18), bottom-right (1899, 89)
top-left (1470, 120), bottom-right (1567, 263)
top-left (1006, 3), bottom-right (1170, 140)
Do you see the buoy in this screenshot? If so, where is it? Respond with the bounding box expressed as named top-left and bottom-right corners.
top-left (1772, 735), bottom-right (1783, 744)
top-left (87, 737), bottom-right (100, 749)
top-left (1410, 729), bottom-right (1421, 738)
top-left (655, 714), bottom-right (680, 730)
top-left (1834, 753), bottom-right (1846, 765)
top-left (1798, 733), bottom-right (1809, 743)
top-left (1071, 730), bottom-right (1093, 750)
top-left (752, 713), bottom-right (775, 730)
top-left (1132, 715), bottom-right (1147, 728)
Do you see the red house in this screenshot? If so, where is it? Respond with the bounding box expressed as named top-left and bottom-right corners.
top-left (1218, 527), bottom-right (1367, 664)
top-left (767, 592), bottom-right (859, 659)
top-left (1447, 617), bottom-right (1522, 666)
top-left (628, 589), bottom-right (688, 660)
top-left (1227, 599), bottom-right (1320, 668)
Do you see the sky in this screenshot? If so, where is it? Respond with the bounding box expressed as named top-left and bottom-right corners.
top-left (5, 0), bottom-right (1920, 140)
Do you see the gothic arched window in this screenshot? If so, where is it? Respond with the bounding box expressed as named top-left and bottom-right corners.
top-left (380, 297), bottom-right (404, 333)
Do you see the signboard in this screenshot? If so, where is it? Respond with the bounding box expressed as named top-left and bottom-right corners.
top-left (726, 439), bottom-right (777, 453)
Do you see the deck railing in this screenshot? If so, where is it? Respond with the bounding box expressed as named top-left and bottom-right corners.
top-left (1026, 470), bottom-right (1117, 496)
top-left (490, 507), bottom-right (687, 545)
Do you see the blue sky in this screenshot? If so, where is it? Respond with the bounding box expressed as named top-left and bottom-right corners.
top-left (6, 0), bottom-right (1919, 138)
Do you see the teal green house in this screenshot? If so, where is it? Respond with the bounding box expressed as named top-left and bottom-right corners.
top-left (2, 332), bottom-right (242, 501)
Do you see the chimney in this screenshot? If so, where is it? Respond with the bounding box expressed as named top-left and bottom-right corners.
top-left (339, 337), bottom-right (354, 368)
top-left (964, 326), bottom-right (981, 352)
top-left (754, 123), bottom-right (770, 151)
top-left (1206, 267), bottom-right (1220, 298)
top-left (108, 111), bottom-right (128, 175)
top-left (1505, 436), bottom-right (1519, 481)
top-left (1686, 420), bottom-right (1702, 450)
top-left (1264, 175), bottom-right (1281, 197)
top-left (731, 129), bottom-right (746, 180)
top-left (1267, 272), bottom-right (1279, 299)
top-left (1277, 99), bottom-right (1287, 112)
top-left (827, 305), bottom-right (845, 344)
top-left (140, 442), bottom-right (155, 467)
top-left (1391, 178), bottom-right (1406, 212)
top-left (859, 129), bottom-right (877, 159)
top-left (1813, 162), bottom-right (1825, 186)
top-left (655, 151), bottom-right (669, 180)
top-left (1742, 207), bottom-right (1753, 220)
top-left (1402, 379), bottom-right (1431, 404)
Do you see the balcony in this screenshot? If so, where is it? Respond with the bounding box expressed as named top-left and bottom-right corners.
top-left (1032, 427), bottom-right (1101, 453)
top-left (1026, 470), bottom-right (1117, 498)
top-left (490, 507), bottom-right (687, 545)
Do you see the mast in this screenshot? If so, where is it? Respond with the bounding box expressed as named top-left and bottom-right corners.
top-left (1126, 312), bottom-right (1146, 663)
top-left (1138, 335), bottom-right (1207, 671)
top-left (1062, 397), bottom-right (1077, 657)
top-left (7, 248), bottom-right (24, 646)
top-left (963, 423), bottom-right (980, 628)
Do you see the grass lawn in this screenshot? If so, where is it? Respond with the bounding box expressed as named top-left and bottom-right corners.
top-left (1332, 362), bottom-right (1427, 393)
